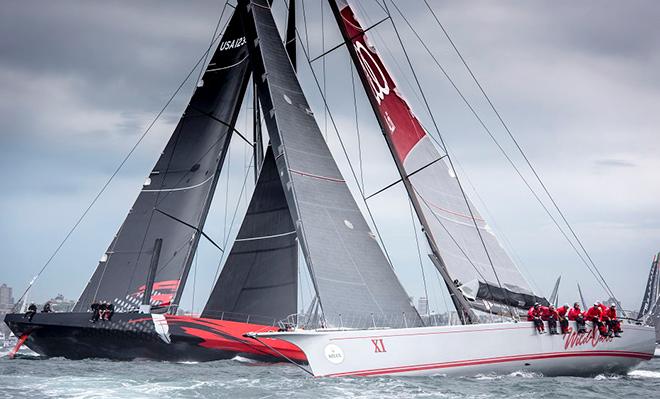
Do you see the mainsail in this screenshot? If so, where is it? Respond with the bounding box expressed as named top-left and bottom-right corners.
top-left (74, 11), bottom-right (251, 313)
top-left (328, 0), bottom-right (547, 314)
top-left (240, 0), bottom-right (421, 328)
top-left (202, 148), bottom-right (298, 323)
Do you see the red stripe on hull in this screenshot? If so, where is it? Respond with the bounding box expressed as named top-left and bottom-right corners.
top-left (325, 350), bottom-right (654, 377)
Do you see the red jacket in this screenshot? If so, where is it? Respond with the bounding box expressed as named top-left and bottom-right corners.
top-left (599, 303), bottom-right (609, 314)
top-left (557, 306), bottom-right (569, 318)
top-left (604, 307), bottom-right (617, 320)
top-left (543, 307), bottom-right (559, 321)
top-left (527, 306), bottom-right (542, 321)
top-left (585, 306), bottom-right (602, 321)
top-left (567, 307), bottom-right (583, 320)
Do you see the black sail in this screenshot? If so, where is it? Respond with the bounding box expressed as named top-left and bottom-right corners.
top-left (240, 0), bottom-right (421, 328)
top-left (74, 11), bottom-right (251, 313)
top-left (201, 148), bottom-right (297, 324)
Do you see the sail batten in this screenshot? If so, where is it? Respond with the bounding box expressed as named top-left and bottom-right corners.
top-left (74, 10), bottom-right (251, 313)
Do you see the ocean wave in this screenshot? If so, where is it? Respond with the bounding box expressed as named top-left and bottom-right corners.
top-left (628, 370), bottom-right (660, 379)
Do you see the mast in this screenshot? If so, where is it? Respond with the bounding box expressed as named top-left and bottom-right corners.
top-left (326, 0), bottom-right (476, 324)
top-left (285, 0), bottom-right (296, 68)
top-left (253, 81), bottom-right (263, 180)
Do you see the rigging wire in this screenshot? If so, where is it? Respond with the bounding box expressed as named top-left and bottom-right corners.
top-left (294, 14), bottom-right (396, 269)
top-left (409, 198), bottom-right (430, 318)
top-left (381, 0), bottom-right (517, 319)
top-left (211, 153), bottom-right (255, 285)
top-left (422, 0), bottom-right (618, 302)
top-left (12, 1), bottom-right (232, 308)
top-left (401, 0), bottom-right (619, 304)
top-left (350, 62), bottom-right (365, 191)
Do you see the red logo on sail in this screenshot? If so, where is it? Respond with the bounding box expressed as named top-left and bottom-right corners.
top-left (130, 279), bottom-right (180, 307)
top-left (339, 5), bottom-right (427, 161)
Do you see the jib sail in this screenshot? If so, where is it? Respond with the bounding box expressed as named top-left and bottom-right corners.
top-left (201, 148), bottom-right (298, 324)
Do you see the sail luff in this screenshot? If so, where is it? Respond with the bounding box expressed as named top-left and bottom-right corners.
top-left (326, 0), bottom-right (476, 323)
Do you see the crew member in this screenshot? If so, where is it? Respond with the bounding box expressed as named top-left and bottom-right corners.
top-left (104, 302), bottom-right (115, 321)
top-left (527, 302), bottom-right (545, 334)
top-left (557, 303), bottom-right (570, 334)
top-left (568, 302), bottom-right (587, 333)
top-left (545, 305), bottom-right (560, 334)
top-left (90, 301), bottom-right (100, 323)
top-left (41, 302), bottom-right (52, 313)
top-left (586, 302), bottom-right (607, 336)
top-left (24, 303), bottom-right (37, 322)
top-left (605, 303), bottom-right (622, 337)
top-left (99, 301), bottom-right (108, 321)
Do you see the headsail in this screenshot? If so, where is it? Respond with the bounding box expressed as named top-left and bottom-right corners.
top-left (240, 0), bottom-right (421, 328)
top-left (74, 11), bottom-right (251, 313)
top-left (202, 148), bottom-right (298, 323)
top-left (328, 0), bottom-right (547, 315)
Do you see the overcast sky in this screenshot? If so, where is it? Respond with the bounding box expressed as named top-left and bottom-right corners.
top-left (1, 1), bottom-right (659, 314)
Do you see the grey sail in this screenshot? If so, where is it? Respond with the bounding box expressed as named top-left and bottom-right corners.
top-left (328, 0), bottom-right (547, 315)
top-left (201, 148), bottom-right (298, 324)
top-left (74, 11), bottom-right (251, 313)
top-left (638, 252), bottom-right (659, 321)
top-left (240, 0), bottom-right (421, 328)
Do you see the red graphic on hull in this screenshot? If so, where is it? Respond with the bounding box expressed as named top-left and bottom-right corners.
top-left (372, 338), bottom-right (386, 353)
top-left (165, 315), bottom-right (306, 362)
top-left (563, 327), bottom-right (613, 350)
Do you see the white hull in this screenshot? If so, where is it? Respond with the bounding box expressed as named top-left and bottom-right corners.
top-left (258, 321), bottom-right (655, 377)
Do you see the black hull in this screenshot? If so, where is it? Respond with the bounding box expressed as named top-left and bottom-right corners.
top-left (3, 313), bottom-right (305, 363)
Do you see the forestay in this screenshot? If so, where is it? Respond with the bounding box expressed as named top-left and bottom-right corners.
top-left (74, 10), bottom-right (251, 313)
top-left (240, 0), bottom-right (421, 328)
top-left (329, 0), bottom-right (547, 309)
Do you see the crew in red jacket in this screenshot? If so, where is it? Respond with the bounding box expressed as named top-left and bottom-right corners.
top-left (603, 303), bottom-right (622, 337)
top-left (586, 302), bottom-right (607, 336)
top-left (557, 303), bottom-right (570, 334)
top-left (545, 305), bottom-right (560, 334)
top-left (527, 303), bottom-right (545, 333)
top-left (568, 302), bottom-right (587, 333)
